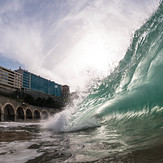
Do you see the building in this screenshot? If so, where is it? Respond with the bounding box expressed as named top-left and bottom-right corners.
top-left (16, 67), bottom-right (62, 97)
top-left (0, 66), bottom-right (22, 91)
top-left (0, 65), bottom-right (70, 99)
top-left (61, 85), bottom-right (70, 97)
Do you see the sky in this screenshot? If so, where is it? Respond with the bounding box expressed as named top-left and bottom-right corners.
top-left (0, 0), bottom-right (160, 91)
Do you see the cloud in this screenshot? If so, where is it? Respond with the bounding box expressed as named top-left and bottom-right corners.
top-left (0, 0), bottom-right (160, 91)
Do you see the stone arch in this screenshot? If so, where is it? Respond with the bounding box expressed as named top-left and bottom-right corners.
top-left (0, 104), bottom-right (2, 121)
top-left (34, 110), bottom-right (41, 119)
top-left (50, 111), bottom-right (55, 116)
top-left (16, 107), bottom-right (25, 120)
top-left (26, 109), bottom-right (32, 119)
top-left (41, 111), bottom-right (48, 119)
top-left (3, 103), bottom-right (15, 121)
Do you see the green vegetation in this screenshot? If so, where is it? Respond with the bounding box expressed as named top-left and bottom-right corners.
top-left (24, 95), bottom-right (62, 108)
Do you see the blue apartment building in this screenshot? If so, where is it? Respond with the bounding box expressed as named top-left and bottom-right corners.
top-left (16, 67), bottom-right (61, 97)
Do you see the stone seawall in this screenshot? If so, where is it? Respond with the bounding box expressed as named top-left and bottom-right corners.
top-left (0, 95), bottom-right (60, 122)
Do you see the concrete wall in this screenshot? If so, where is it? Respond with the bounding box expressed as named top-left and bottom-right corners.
top-left (0, 95), bottom-right (60, 122)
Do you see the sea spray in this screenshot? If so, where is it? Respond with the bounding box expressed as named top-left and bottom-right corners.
top-left (43, 105), bottom-right (100, 132)
top-left (43, 92), bottom-right (100, 132)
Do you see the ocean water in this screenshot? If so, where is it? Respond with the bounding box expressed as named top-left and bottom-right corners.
top-left (44, 1), bottom-right (163, 162)
top-left (1, 1), bottom-right (163, 163)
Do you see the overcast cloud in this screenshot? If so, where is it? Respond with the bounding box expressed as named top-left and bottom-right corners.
top-left (0, 0), bottom-right (160, 91)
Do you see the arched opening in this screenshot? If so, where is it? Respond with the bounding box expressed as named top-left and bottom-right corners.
top-left (4, 104), bottom-right (15, 121)
top-left (0, 107), bottom-right (1, 121)
top-left (42, 111), bottom-right (48, 119)
top-left (16, 107), bottom-right (24, 120)
top-left (26, 109), bottom-right (32, 119)
top-left (50, 111), bottom-right (55, 116)
top-left (34, 110), bottom-right (40, 119)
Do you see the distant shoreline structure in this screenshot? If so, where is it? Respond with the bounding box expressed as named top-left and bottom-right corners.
top-left (0, 65), bottom-right (70, 97)
top-left (0, 65), bottom-right (71, 109)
